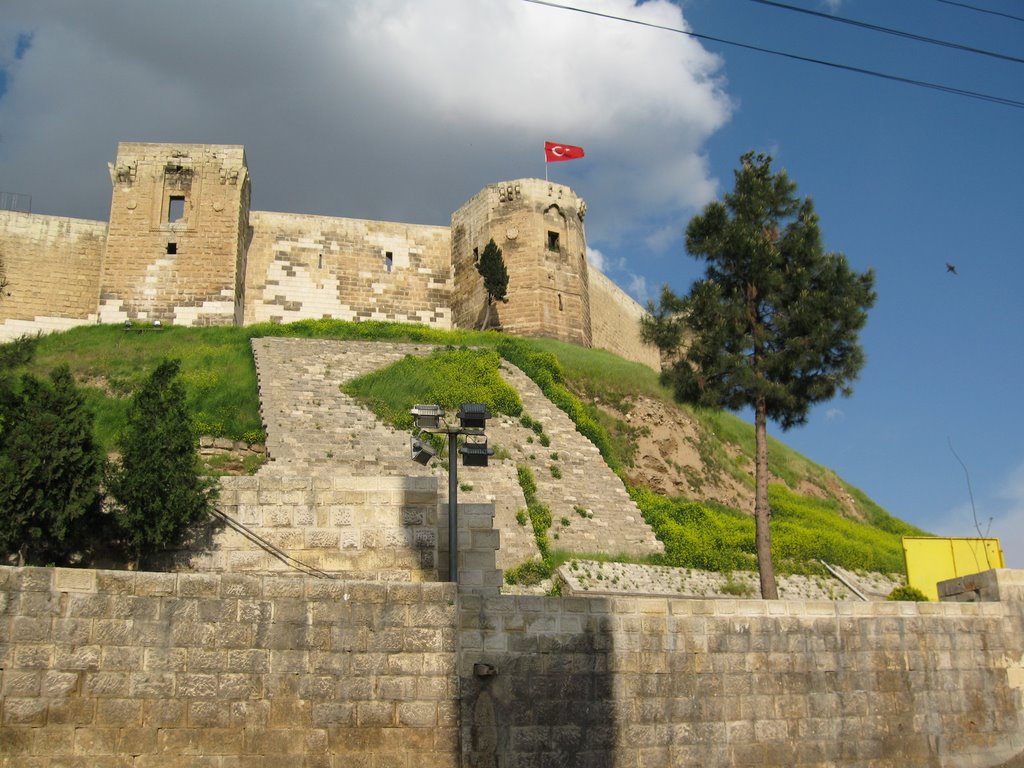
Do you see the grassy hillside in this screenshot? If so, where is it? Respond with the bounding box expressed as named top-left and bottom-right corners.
top-left (3, 320), bottom-right (927, 574)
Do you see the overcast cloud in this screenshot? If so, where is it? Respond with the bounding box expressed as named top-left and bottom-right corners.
top-left (0, 0), bottom-right (729, 295)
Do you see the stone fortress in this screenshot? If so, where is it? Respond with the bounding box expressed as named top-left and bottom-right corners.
top-left (2, 143), bottom-right (1024, 767)
top-left (0, 141), bottom-right (658, 370)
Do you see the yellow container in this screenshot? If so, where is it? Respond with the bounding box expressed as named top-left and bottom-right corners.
top-left (902, 536), bottom-right (1004, 600)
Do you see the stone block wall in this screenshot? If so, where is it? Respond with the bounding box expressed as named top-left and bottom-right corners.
top-left (99, 142), bottom-right (250, 327)
top-left (0, 211), bottom-right (106, 342)
top-left (243, 211), bottom-right (452, 328)
top-left (459, 593), bottom-right (1024, 767)
top-left (939, 568), bottom-right (1024, 604)
top-left (191, 475), bottom-right (443, 582)
top-left (451, 180), bottom-right (591, 346)
top-left (0, 566), bottom-right (459, 767)
top-left (589, 267), bottom-right (661, 371)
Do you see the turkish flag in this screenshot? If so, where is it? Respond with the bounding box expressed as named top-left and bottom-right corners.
top-left (544, 141), bottom-right (585, 163)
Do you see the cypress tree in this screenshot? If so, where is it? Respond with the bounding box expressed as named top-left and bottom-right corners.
top-left (107, 359), bottom-right (216, 563)
top-left (477, 238), bottom-right (509, 330)
top-left (0, 365), bottom-right (104, 565)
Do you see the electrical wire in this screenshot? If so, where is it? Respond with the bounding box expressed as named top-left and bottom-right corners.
top-left (744, 0), bottom-right (1024, 65)
top-left (933, 0), bottom-right (1024, 23)
top-left (520, 0), bottom-right (1024, 109)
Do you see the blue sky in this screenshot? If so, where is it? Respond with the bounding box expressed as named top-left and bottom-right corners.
top-left (1, 1), bottom-right (1021, 565)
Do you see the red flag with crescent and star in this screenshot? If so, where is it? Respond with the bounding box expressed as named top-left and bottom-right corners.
top-left (544, 141), bottom-right (585, 163)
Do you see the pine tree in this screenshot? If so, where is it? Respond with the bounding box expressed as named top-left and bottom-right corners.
top-left (476, 238), bottom-right (509, 330)
top-left (107, 359), bottom-right (216, 563)
top-left (0, 365), bottom-right (105, 565)
top-left (642, 152), bottom-right (876, 598)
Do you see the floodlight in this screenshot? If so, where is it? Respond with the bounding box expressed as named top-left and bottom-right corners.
top-left (410, 435), bottom-right (436, 465)
top-left (459, 437), bottom-right (492, 467)
top-left (457, 403), bottom-right (491, 430)
top-left (411, 404), bottom-right (445, 430)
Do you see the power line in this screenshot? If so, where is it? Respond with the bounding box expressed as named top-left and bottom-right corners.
top-left (745, 0), bottom-right (1024, 65)
top-left (933, 0), bottom-right (1024, 23)
top-left (520, 0), bottom-right (1024, 109)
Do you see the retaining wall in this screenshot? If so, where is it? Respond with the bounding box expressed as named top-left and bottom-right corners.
top-left (459, 588), bottom-right (1024, 767)
top-left (3, 565), bottom-right (1024, 766)
top-left (0, 566), bottom-right (459, 767)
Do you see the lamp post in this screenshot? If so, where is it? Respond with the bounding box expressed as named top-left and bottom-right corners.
top-left (410, 403), bottom-right (492, 582)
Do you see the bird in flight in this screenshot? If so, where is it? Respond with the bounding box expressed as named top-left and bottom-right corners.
top-left (946, 263), bottom-right (958, 275)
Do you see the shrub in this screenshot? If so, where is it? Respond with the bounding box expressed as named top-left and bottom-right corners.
top-left (887, 585), bottom-right (929, 602)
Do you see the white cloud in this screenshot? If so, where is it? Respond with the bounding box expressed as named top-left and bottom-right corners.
top-left (825, 408), bottom-right (845, 422)
top-left (0, 0), bottom-right (731, 246)
top-left (586, 247), bottom-right (606, 272)
top-left (628, 273), bottom-right (650, 304)
top-left (643, 225), bottom-right (679, 255)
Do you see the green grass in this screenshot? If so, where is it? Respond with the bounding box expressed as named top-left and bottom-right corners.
top-left (632, 483), bottom-right (913, 576)
top-left (14, 324), bottom-right (262, 448)
top-left (342, 346), bottom-right (522, 430)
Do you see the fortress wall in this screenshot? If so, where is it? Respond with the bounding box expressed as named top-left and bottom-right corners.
top-left (0, 211), bottom-right (106, 342)
top-left (459, 589), bottom-right (1024, 767)
top-left (3, 562), bottom-right (1024, 766)
top-left (0, 566), bottom-right (459, 767)
top-left (588, 268), bottom-right (661, 371)
top-left (99, 143), bottom-right (250, 327)
top-left (243, 211), bottom-right (452, 328)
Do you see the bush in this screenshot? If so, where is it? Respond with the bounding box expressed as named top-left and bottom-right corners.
top-left (887, 585), bottom-right (929, 602)
top-left (107, 359), bottom-right (217, 563)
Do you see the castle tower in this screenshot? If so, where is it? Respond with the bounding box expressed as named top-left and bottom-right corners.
top-left (99, 143), bottom-right (251, 326)
top-left (451, 179), bottom-right (591, 346)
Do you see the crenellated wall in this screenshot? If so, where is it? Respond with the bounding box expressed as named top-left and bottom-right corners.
top-left (0, 141), bottom-right (657, 368)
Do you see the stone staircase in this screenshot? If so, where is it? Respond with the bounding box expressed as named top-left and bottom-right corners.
top-left (210, 337), bottom-right (660, 579)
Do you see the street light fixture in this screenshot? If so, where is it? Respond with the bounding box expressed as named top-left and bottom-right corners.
top-left (410, 434), bottom-right (436, 465)
top-left (409, 402), bottom-right (493, 582)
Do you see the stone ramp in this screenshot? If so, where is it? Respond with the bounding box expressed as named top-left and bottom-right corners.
top-left (493, 364), bottom-right (662, 559)
top-left (246, 337), bottom-right (659, 573)
top-left (250, 337), bottom-right (542, 569)
top-left (252, 337), bottom-right (435, 474)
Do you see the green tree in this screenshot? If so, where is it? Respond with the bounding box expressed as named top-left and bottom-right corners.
top-left (0, 365), bottom-right (105, 565)
top-left (476, 238), bottom-right (509, 330)
top-left (642, 152), bottom-right (876, 598)
top-left (107, 359), bottom-right (216, 563)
